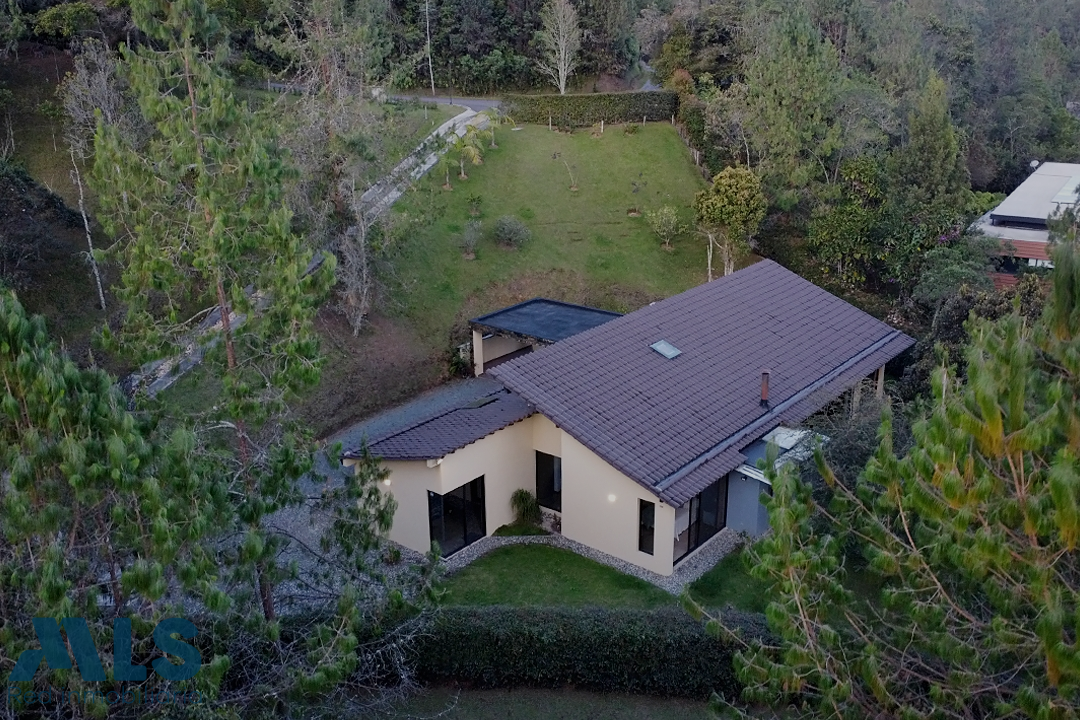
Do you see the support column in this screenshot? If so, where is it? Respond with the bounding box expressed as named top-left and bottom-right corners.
top-left (472, 328), bottom-right (485, 376)
top-left (851, 381), bottom-right (862, 417)
top-left (875, 365), bottom-right (885, 400)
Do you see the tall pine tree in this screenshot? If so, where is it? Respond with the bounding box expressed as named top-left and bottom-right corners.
top-left (92, 0), bottom-right (335, 624)
top-left (696, 239), bottom-right (1080, 720)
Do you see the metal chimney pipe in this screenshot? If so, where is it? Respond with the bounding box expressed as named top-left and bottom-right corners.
top-left (760, 370), bottom-right (771, 408)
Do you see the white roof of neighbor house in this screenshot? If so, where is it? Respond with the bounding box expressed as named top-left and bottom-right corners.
top-left (990, 162), bottom-right (1080, 225)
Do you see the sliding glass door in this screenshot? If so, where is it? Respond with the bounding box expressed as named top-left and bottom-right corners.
top-left (428, 476), bottom-right (487, 556)
top-left (675, 475), bottom-right (728, 564)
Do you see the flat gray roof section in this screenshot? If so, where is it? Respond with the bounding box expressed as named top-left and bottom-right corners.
top-left (470, 298), bottom-right (622, 343)
top-left (990, 162), bottom-right (1080, 226)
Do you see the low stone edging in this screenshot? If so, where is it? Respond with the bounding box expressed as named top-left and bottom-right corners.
top-left (390, 526), bottom-right (744, 596)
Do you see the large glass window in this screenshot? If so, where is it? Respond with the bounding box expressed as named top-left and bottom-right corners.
top-left (535, 451), bottom-right (562, 512)
top-left (674, 475), bottom-right (728, 563)
top-left (639, 500), bottom-right (655, 555)
top-left (428, 476), bottom-right (486, 557)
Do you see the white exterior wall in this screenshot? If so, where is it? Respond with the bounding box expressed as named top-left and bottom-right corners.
top-left (354, 413), bottom-right (675, 575)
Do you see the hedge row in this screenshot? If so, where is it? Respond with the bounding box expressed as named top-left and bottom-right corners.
top-left (678, 97), bottom-right (728, 177)
top-left (416, 605), bottom-right (769, 699)
top-left (502, 91), bottom-right (680, 127)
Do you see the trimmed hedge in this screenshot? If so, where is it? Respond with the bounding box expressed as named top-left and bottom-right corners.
top-left (417, 605), bottom-right (769, 699)
top-left (502, 91), bottom-right (679, 127)
top-left (678, 97), bottom-right (727, 177)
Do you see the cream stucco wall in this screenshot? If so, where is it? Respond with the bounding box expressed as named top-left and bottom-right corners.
top-left (348, 419), bottom-right (535, 554)
top-left (558, 433), bottom-right (675, 575)
top-left (351, 413), bottom-right (676, 575)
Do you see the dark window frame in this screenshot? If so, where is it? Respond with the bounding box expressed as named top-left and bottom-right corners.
top-left (535, 451), bottom-right (562, 512)
top-left (639, 499), bottom-right (655, 555)
top-left (428, 475), bottom-right (487, 557)
top-left (674, 475), bottom-right (728, 564)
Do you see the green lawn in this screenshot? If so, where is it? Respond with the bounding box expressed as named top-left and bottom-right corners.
top-left (686, 548), bottom-right (771, 613)
top-left (390, 687), bottom-right (709, 719)
top-left (388, 122), bottom-right (715, 344)
top-left (442, 545), bottom-right (676, 609)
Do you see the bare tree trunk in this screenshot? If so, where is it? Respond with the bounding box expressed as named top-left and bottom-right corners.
top-left (707, 234), bottom-right (714, 282)
top-left (70, 148), bottom-right (107, 312)
top-left (425, 0), bottom-right (436, 97)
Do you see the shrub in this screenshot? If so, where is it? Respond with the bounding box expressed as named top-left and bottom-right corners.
top-left (502, 91), bottom-right (679, 127)
top-left (461, 220), bottom-right (482, 257)
top-left (417, 605), bottom-right (769, 699)
top-left (492, 522), bottom-right (549, 537)
top-left (466, 194), bottom-right (483, 216)
top-left (646, 205), bottom-right (684, 249)
top-left (510, 488), bottom-right (542, 525)
top-left (493, 216), bottom-right (531, 248)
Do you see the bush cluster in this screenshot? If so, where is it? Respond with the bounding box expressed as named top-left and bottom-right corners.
top-left (416, 605), bottom-right (769, 699)
top-left (493, 216), bottom-right (531, 247)
top-left (502, 91), bottom-right (679, 127)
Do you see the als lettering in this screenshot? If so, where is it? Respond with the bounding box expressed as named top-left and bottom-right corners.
top-left (10, 618), bottom-right (201, 682)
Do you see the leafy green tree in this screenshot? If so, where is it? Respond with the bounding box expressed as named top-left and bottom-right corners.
top-left (888, 72), bottom-right (972, 229)
top-left (696, 240), bottom-right (1080, 720)
top-left (452, 123), bottom-right (488, 179)
top-left (32, 1), bottom-right (98, 37)
top-left (646, 205), bottom-right (684, 250)
top-left (92, 0), bottom-right (336, 624)
top-left (0, 291), bottom-right (231, 707)
top-left (0, 0), bottom-right (25, 60)
top-left (695, 166), bottom-right (767, 278)
top-left (808, 156), bottom-right (888, 286)
top-left (911, 233), bottom-right (997, 313)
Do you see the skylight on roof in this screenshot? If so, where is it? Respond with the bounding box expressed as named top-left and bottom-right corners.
top-left (650, 340), bottom-right (682, 359)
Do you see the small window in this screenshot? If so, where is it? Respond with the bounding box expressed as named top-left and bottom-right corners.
top-left (639, 500), bottom-right (655, 555)
top-left (536, 451), bottom-right (562, 512)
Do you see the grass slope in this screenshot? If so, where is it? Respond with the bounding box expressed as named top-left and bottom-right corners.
top-left (686, 547), bottom-right (771, 613)
top-left (442, 545), bottom-right (675, 609)
top-left (389, 123), bottom-right (716, 344)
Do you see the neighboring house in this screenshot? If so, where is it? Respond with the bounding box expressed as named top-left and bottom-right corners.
top-left (469, 298), bottom-right (621, 375)
top-left (343, 261), bottom-right (914, 577)
top-left (975, 162), bottom-right (1080, 288)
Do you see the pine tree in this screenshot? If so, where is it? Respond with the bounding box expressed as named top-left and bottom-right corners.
top-left (889, 72), bottom-right (972, 229)
top-left (0, 292), bottom-right (231, 708)
top-left (91, 0), bottom-right (335, 624)
top-left (695, 240), bottom-right (1080, 720)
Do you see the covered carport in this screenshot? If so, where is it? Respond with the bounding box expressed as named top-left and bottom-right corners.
top-left (469, 298), bottom-right (621, 375)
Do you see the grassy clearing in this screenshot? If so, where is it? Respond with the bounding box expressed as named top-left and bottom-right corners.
top-left (388, 122), bottom-right (719, 344)
top-left (686, 547), bottom-right (771, 613)
top-left (441, 544), bottom-right (675, 609)
top-left (389, 686), bottom-right (709, 719)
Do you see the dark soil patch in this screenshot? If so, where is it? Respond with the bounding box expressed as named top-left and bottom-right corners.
top-left (294, 308), bottom-right (447, 439)
top-left (0, 163), bottom-right (125, 374)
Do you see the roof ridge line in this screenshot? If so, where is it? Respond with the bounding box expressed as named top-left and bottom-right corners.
top-left (655, 330), bottom-right (904, 493)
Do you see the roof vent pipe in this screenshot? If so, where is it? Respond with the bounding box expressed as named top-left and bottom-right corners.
top-left (760, 370), bottom-right (771, 408)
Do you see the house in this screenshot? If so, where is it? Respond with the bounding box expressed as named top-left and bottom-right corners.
top-left (975, 162), bottom-right (1080, 288)
top-left (342, 261), bottom-right (914, 576)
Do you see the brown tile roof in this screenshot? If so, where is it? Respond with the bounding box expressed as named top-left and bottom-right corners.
top-left (1001, 239), bottom-right (1051, 261)
top-left (343, 390), bottom-right (534, 461)
top-left (489, 260), bottom-right (914, 506)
